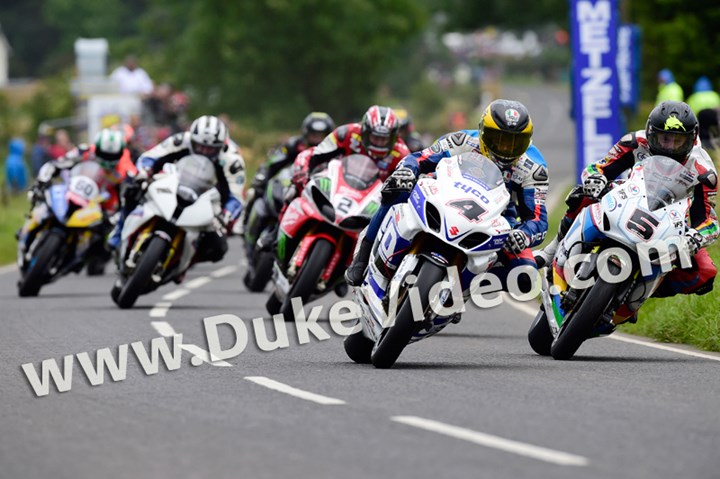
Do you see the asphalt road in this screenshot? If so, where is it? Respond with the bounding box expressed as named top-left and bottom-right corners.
top-left (2, 84), bottom-right (719, 479)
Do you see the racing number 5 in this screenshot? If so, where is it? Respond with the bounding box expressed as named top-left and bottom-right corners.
top-left (626, 208), bottom-right (660, 240)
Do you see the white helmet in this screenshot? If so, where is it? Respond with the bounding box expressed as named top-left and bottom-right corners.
top-left (190, 115), bottom-right (228, 159)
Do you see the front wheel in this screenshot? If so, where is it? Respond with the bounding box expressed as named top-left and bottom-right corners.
top-left (243, 250), bottom-right (275, 292)
top-left (115, 236), bottom-right (168, 309)
top-left (370, 260), bottom-right (447, 369)
top-left (18, 231), bottom-right (64, 297)
top-left (279, 238), bottom-right (334, 321)
top-left (550, 276), bottom-right (619, 360)
top-left (528, 305), bottom-right (553, 356)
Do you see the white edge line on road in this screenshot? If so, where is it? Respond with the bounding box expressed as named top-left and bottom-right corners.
top-left (149, 302), bottom-right (172, 318)
top-left (502, 294), bottom-right (720, 362)
top-left (244, 376), bottom-right (346, 405)
top-left (391, 416), bottom-right (589, 467)
top-left (211, 265), bottom-right (238, 278)
top-left (185, 276), bottom-right (212, 289)
top-left (162, 289), bottom-right (190, 301)
top-left (608, 333), bottom-right (720, 362)
top-left (151, 321), bottom-right (232, 367)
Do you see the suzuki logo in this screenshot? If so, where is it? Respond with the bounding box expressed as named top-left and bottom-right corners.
top-left (449, 226), bottom-right (459, 236)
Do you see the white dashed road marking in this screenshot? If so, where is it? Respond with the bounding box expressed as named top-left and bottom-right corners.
top-left (162, 289), bottom-right (190, 301)
top-left (150, 320), bottom-right (232, 367)
top-left (391, 416), bottom-right (589, 467)
top-left (211, 265), bottom-right (238, 278)
top-left (149, 302), bottom-right (172, 318)
top-left (244, 376), bottom-right (346, 405)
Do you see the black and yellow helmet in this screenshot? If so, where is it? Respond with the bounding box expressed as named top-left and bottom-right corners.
top-left (478, 99), bottom-right (533, 165)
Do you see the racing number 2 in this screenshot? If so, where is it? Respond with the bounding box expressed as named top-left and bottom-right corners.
top-left (448, 199), bottom-right (486, 222)
top-left (626, 208), bottom-right (660, 240)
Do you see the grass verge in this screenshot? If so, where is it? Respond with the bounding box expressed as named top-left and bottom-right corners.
top-left (620, 242), bottom-right (720, 352)
top-left (0, 190), bottom-right (27, 266)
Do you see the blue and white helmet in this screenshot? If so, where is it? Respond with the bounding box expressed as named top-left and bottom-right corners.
top-left (190, 115), bottom-right (228, 159)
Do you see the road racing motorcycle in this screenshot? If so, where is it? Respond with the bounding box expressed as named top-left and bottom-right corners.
top-left (528, 155), bottom-right (713, 360)
top-left (111, 154), bottom-right (221, 308)
top-left (345, 152), bottom-right (513, 368)
top-left (265, 154), bottom-right (382, 320)
top-left (242, 166), bottom-right (292, 292)
top-left (17, 162), bottom-right (111, 296)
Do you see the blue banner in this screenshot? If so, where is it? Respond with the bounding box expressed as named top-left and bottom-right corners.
top-left (570, 0), bottom-right (623, 183)
top-left (617, 24), bottom-right (641, 110)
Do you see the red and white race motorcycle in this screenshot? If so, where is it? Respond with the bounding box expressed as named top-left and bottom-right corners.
top-left (266, 154), bottom-right (382, 320)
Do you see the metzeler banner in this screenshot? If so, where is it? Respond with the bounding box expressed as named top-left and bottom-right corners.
top-left (570, 0), bottom-right (623, 182)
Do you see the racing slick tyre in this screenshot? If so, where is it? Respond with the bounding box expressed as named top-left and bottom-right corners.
top-left (116, 236), bottom-right (168, 309)
top-left (18, 231), bottom-right (64, 297)
top-left (528, 305), bottom-right (553, 356)
top-left (279, 239), bottom-right (334, 322)
top-left (370, 259), bottom-right (446, 369)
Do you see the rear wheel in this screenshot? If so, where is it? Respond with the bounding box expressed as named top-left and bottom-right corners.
top-left (115, 236), bottom-right (168, 309)
top-left (528, 305), bottom-right (553, 356)
top-left (18, 231), bottom-right (64, 297)
top-left (550, 276), bottom-right (618, 360)
top-left (279, 239), bottom-right (334, 321)
top-left (370, 260), bottom-right (446, 369)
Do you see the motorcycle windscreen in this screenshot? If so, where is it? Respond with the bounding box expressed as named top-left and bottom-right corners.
top-left (341, 155), bottom-right (379, 190)
top-left (176, 155), bottom-right (217, 201)
top-left (70, 161), bottom-right (105, 186)
top-left (641, 155), bottom-right (695, 211)
top-left (456, 151), bottom-right (505, 190)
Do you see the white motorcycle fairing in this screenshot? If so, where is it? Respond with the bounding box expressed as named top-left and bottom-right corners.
top-left (120, 163), bottom-right (221, 278)
top-left (355, 152), bottom-right (513, 343)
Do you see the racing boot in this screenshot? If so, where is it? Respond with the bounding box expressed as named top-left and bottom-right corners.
top-left (345, 238), bottom-right (372, 287)
top-left (107, 222), bottom-right (123, 251)
top-left (256, 224), bottom-right (278, 252)
top-left (533, 235), bottom-right (558, 269)
top-left (533, 215), bottom-right (573, 268)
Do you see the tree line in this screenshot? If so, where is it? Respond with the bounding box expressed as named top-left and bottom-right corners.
top-left (1, 0), bottom-right (718, 127)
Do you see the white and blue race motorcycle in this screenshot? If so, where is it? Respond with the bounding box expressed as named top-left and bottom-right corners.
top-left (528, 155), bottom-right (715, 360)
top-left (345, 152), bottom-right (513, 368)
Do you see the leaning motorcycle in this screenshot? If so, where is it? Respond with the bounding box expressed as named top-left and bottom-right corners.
top-left (242, 166), bottom-right (292, 292)
top-left (346, 152), bottom-right (513, 369)
top-left (111, 155), bottom-right (221, 308)
top-left (266, 154), bottom-right (382, 320)
top-left (528, 155), bottom-right (712, 360)
top-left (17, 162), bottom-right (110, 296)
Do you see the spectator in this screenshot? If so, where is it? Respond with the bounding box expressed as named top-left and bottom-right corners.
top-left (30, 131), bottom-right (53, 176)
top-left (48, 129), bottom-right (74, 159)
top-left (5, 138), bottom-right (28, 192)
top-left (686, 76), bottom-right (720, 146)
top-left (656, 68), bottom-right (684, 104)
top-left (110, 54), bottom-right (154, 96)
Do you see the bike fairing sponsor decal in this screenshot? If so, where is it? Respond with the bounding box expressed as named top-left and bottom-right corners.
top-left (605, 194), bottom-right (618, 211)
top-left (461, 173), bottom-right (491, 191)
top-left (409, 187), bottom-right (428, 228)
top-left (452, 181), bottom-right (491, 204)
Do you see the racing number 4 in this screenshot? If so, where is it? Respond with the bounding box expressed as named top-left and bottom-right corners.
top-left (448, 199), bottom-right (486, 222)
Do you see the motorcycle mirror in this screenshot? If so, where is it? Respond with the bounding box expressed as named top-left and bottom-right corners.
top-left (698, 171), bottom-right (717, 189)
